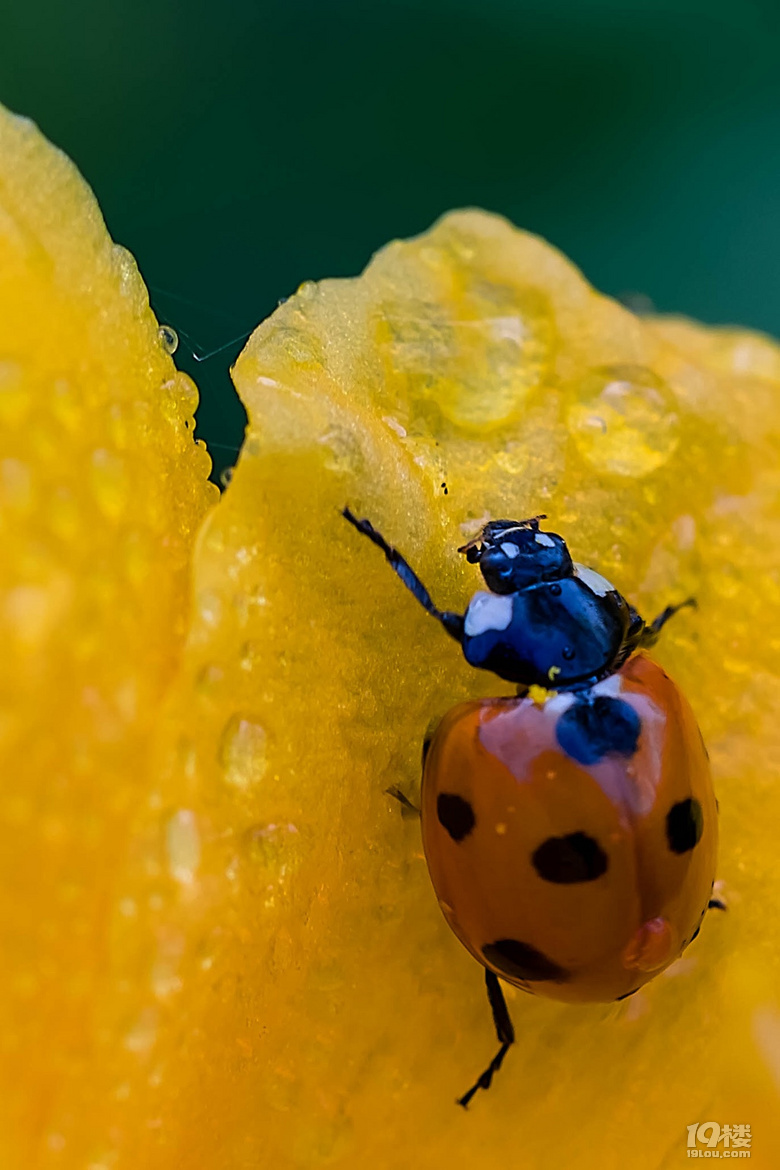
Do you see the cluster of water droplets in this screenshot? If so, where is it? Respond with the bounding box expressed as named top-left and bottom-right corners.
top-left (567, 364), bottom-right (680, 477)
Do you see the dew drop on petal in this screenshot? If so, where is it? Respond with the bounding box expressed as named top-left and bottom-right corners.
top-left (166, 809), bottom-right (200, 884)
top-left (158, 324), bottom-right (179, 355)
top-left (567, 364), bottom-right (679, 476)
top-left (318, 427), bottom-right (364, 475)
top-left (219, 714), bottom-right (267, 788)
top-left (239, 640), bottom-right (263, 672)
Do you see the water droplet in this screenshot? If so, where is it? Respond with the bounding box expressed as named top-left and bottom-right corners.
top-left (158, 324), bottom-right (179, 354)
top-left (382, 415), bottom-right (407, 438)
top-left (196, 662), bottom-right (224, 697)
top-left (124, 1007), bottom-right (157, 1054)
top-left (244, 821), bottom-right (299, 869)
top-left (567, 365), bottom-right (679, 476)
top-left (318, 427), bottom-right (364, 475)
top-left (161, 373), bottom-right (199, 419)
top-left (219, 714), bottom-right (268, 788)
top-left (122, 1006), bottom-right (156, 1062)
top-left (166, 809), bottom-right (200, 883)
top-left (379, 286), bottom-right (554, 432)
top-left (151, 959), bottom-right (183, 998)
top-left (673, 514), bottom-right (696, 551)
top-left (175, 736), bottom-right (197, 781)
top-left (197, 590), bottom-right (222, 626)
top-left (239, 640), bottom-right (263, 672)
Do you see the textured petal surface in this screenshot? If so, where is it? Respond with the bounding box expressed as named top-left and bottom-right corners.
top-left (3, 105), bottom-right (779, 1168)
top-left (0, 106), bottom-right (217, 1167)
top-left (136, 214), bottom-right (780, 1169)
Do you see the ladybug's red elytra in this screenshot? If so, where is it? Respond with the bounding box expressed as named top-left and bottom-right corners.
top-left (343, 508), bottom-right (722, 1108)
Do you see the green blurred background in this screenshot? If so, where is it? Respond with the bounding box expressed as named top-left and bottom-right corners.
top-left (2, 0), bottom-right (780, 483)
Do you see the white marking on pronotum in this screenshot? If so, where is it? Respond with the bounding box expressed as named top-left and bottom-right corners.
top-left (464, 591), bottom-right (514, 637)
top-left (500, 542), bottom-right (520, 558)
top-left (534, 532), bottom-right (555, 547)
top-left (574, 562), bottom-right (615, 597)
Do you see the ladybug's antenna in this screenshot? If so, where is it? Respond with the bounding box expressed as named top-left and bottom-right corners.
top-left (342, 507), bottom-right (464, 644)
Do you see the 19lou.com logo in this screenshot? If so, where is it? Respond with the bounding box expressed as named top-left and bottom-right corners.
top-left (687, 1123), bottom-right (752, 1157)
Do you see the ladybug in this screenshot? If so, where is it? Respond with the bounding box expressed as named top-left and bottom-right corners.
top-left (343, 508), bottom-right (723, 1107)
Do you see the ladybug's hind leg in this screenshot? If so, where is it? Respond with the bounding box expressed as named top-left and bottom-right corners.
top-left (385, 719), bottom-right (439, 818)
top-left (385, 786), bottom-right (420, 818)
top-left (708, 866), bottom-right (727, 913)
top-left (457, 970), bottom-right (515, 1109)
top-left (639, 597), bottom-right (697, 648)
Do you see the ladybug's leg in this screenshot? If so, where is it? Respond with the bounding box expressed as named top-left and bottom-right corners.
top-left (385, 721), bottom-right (439, 819)
top-left (342, 508), bottom-right (464, 643)
top-left (639, 597), bottom-right (697, 648)
top-left (456, 970), bottom-right (515, 1109)
top-left (385, 786), bottom-right (420, 818)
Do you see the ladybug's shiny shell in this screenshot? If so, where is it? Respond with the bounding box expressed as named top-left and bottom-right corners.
top-left (421, 653), bottom-right (716, 1004)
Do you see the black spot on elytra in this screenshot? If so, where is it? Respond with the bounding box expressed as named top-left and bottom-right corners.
top-left (555, 696), bottom-right (641, 766)
top-left (437, 793), bottom-right (475, 842)
top-left (482, 938), bottom-right (568, 982)
top-left (666, 797), bottom-right (703, 853)
top-left (532, 831), bottom-right (609, 883)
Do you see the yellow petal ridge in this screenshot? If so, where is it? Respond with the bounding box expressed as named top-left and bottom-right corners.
top-left (0, 104), bottom-right (217, 1168)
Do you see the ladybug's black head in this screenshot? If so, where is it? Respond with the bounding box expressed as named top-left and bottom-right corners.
top-left (459, 515), bottom-right (573, 594)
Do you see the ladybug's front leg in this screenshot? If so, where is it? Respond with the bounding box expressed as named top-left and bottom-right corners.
top-left (342, 507), bottom-right (465, 643)
top-left (457, 970), bottom-right (515, 1109)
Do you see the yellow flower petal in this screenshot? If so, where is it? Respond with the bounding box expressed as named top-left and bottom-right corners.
top-left (0, 104), bottom-right (217, 1167)
top-left (143, 214), bottom-right (780, 1167)
top-left (3, 103), bottom-right (780, 1169)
